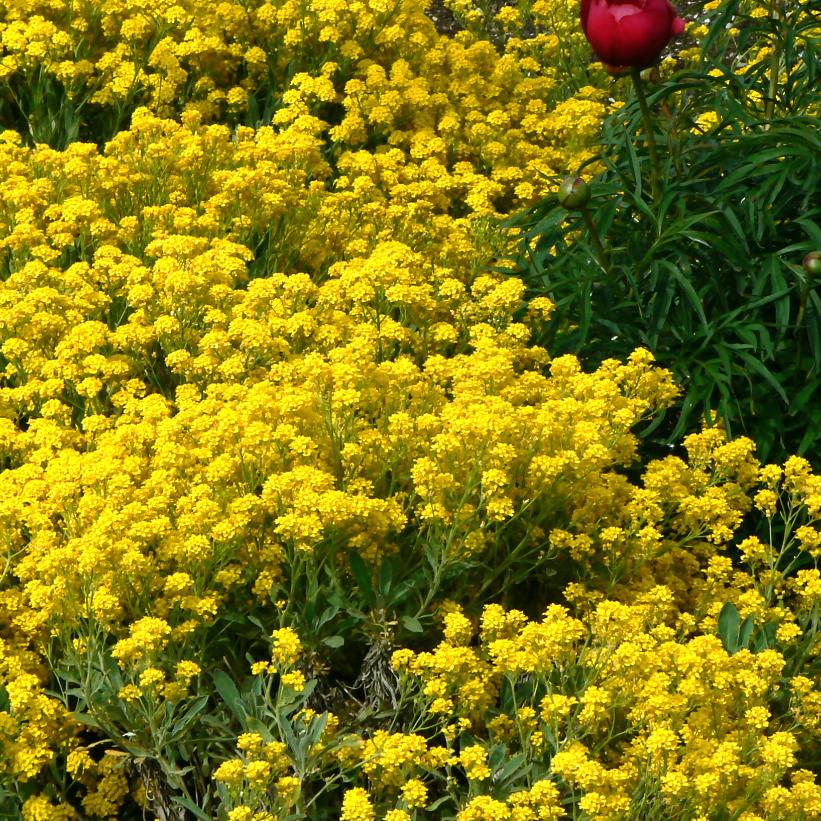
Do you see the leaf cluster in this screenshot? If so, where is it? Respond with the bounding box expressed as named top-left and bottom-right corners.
top-left (505, 0), bottom-right (821, 463)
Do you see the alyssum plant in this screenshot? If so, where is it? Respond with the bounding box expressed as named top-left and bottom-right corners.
top-left (506, 0), bottom-right (821, 463)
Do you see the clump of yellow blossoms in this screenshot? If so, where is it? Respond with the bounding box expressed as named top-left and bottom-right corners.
top-left (0, 0), bottom-right (612, 197)
top-left (375, 441), bottom-right (821, 819)
top-left (0, 0), bottom-right (818, 818)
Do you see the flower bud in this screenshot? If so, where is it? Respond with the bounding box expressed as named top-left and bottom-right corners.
top-left (558, 177), bottom-right (590, 210)
top-left (581, 0), bottom-right (685, 70)
top-left (803, 251), bottom-right (821, 278)
top-left (640, 67), bottom-right (661, 84)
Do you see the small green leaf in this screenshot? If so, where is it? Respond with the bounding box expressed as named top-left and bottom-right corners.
top-left (317, 605), bottom-right (339, 628)
top-left (427, 796), bottom-right (452, 812)
top-left (213, 671), bottom-right (246, 723)
top-left (245, 716), bottom-right (275, 742)
top-left (623, 128), bottom-right (643, 202)
top-left (349, 551), bottom-right (375, 608)
top-left (718, 602), bottom-right (741, 654)
top-left (738, 615), bottom-right (756, 650)
top-left (666, 263), bottom-right (709, 335)
top-left (378, 557), bottom-right (393, 597)
top-left (278, 710), bottom-right (300, 753)
top-left (71, 711), bottom-right (102, 729)
top-left (401, 615), bottom-right (424, 633)
top-left (169, 695), bottom-right (209, 740)
top-left (736, 351), bottom-right (788, 404)
top-left (752, 622), bottom-right (778, 652)
top-left (173, 795), bottom-right (214, 821)
top-left (496, 752), bottom-right (528, 783)
top-left (305, 712), bottom-right (329, 747)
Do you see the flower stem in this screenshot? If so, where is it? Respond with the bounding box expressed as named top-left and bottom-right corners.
top-left (581, 206), bottom-right (608, 273)
top-left (795, 278), bottom-right (812, 369)
top-left (630, 67), bottom-right (661, 202)
top-left (765, 0), bottom-right (783, 123)
top-left (797, 280), bottom-right (811, 329)
top-left (580, 204), bottom-right (622, 293)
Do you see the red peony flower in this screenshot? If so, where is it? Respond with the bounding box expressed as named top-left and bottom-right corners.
top-left (581, 0), bottom-right (686, 71)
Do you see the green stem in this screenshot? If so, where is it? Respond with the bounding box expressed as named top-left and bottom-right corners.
top-left (765, 0), bottom-right (783, 123)
top-left (795, 278), bottom-right (811, 369)
top-left (630, 67), bottom-right (661, 202)
top-left (581, 205), bottom-right (622, 294)
top-left (796, 280), bottom-right (811, 329)
top-left (581, 206), bottom-right (609, 274)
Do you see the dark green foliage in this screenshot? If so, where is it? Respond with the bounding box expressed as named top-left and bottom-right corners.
top-left (717, 601), bottom-right (777, 655)
top-left (505, 0), bottom-right (821, 463)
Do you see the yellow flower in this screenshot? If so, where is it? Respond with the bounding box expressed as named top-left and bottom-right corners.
top-left (236, 733), bottom-right (264, 755)
top-left (117, 684), bottom-right (143, 703)
top-left (271, 627), bottom-right (302, 666)
top-left (214, 759), bottom-right (245, 787)
top-left (400, 778), bottom-right (428, 808)
top-left (458, 796), bottom-right (511, 820)
top-left (340, 787), bottom-right (374, 821)
top-left (459, 745), bottom-right (491, 780)
top-left (175, 660), bottom-right (201, 682)
top-left (281, 670), bottom-right (306, 690)
top-left (759, 732), bottom-right (798, 771)
top-left (138, 668), bottom-right (165, 689)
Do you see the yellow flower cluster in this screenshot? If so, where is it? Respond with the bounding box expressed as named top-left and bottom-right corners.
top-left (458, 779), bottom-right (563, 821)
top-left (383, 445), bottom-right (821, 818)
top-left (0, 0), bottom-right (653, 785)
top-left (0, 0), bottom-right (817, 818)
top-left (360, 731), bottom-right (429, 788)
top-left (0, 102), bottom-right (679, 803)
top-left (0, 0), bottom-right (610, 193)
top-left (214, 732), bottom-right (303, 819)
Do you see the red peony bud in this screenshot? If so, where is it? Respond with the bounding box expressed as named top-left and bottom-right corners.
top-left (581, 0), bottom-right (686, 71)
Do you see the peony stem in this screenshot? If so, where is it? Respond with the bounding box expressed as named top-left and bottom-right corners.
top-left (580, 205), bottom-right (623, 293)
top-left (765, 0), bottom-right (783, 123)
top-left (581, 206), bottom-right (608, 272)
top-left (630, 67), bottom-right (661, 202)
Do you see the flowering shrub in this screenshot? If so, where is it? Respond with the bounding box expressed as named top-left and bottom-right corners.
top-left (379, 441), bottom-right (821, 819)
top-left (0, 0), bottom-right (611, 190)
top-left (0, 0), bottom-right (818, 819)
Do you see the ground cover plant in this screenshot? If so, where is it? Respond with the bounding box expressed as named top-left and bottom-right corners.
top-left (0, 1), bottom-right (818, 820)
